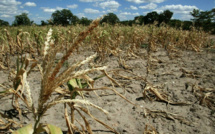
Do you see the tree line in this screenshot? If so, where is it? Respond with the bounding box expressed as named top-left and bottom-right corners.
top-left (0, 8), bottom-right (214, 33)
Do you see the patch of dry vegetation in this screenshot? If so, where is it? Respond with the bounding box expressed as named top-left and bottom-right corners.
top-left (0, 19), bottom-right (214, 134)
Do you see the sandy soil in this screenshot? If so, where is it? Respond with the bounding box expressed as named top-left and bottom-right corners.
top-left (0, 47), bottom-right (215, 134)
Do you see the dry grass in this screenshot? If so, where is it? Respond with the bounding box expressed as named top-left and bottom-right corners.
top-left (0, 20), bottom-right (214, 133)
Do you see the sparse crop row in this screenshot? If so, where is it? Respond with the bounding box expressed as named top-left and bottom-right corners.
top-left (0, 19), bottom-right (214, 134)
top-left (0, 23), bottom-right (212, 69)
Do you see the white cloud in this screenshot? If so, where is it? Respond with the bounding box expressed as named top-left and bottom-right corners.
top-left (130, 5), bottom-right (138, 10)
top-left (0, 0), bottom-right (21, 5)
top-left (80, 0), bottom-right (104, 2)
top-left (107, 8), bottom-right (118, 12)
top-left (120, 12), bottom-right (132, 15)
top-left (142, 11), bottom-right (150, 15)
top-left (56, 7), bottom-right (64, 10)
top-left (118, 15), bottom-right (127, 20)
top-left (0, 0), bottom-right (22, 16)
top-left (139, 3), bottom-right (157, 10)
top-left (1, 14), bottom-right (11, 18)
top-left (42, 8), bottom-right (56, 13)
top-left (158, 4), bottom-right (198, 14)
top-left (118, 12), bottom-right (139, 21)
top-left (23, 10), bottom-right (29, 14)
top-left (133, 12), bottom-right (140, 16)
top-left (0, 0), bottom-right (31, 21)
top-left (84, 8), bottom-right (100, 14)
top-left (67, 4), bottom-right (78, 9)
top-left (152, 9), bottom-right (163, 14)
top-left (120, 12), bottom-right (140, 16)
top-left (155, 4), bottom-right (199, 20)
top-left (37, 16), bottom-right (45, 19)
top-left (24, 2), bottom-right (36, 7)
top-left (180, 14), bottom-right (193, 20)
top-left (99, 1), bottom-right (120, 9)
top-left (126, 0), bottom-right (165, 4)
top-left (41, 7), bottom-right (63, 13)
top-left (77, 13), bottom-right (85, 18)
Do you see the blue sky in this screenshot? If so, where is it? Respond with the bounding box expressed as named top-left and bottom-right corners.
top-left (0, 0), bottom-right (214, 24)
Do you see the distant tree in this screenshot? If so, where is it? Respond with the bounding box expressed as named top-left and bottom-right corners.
top-left (79, 17), bottom-right (92, 26)
top-left (71, 15), bottom-right (80, 25)
top-left (47, 19), bottom-right (54, 25)
top-left (120, 20), bottom-right (133, 26)
top-left (134, 15), bottom-right (144, 25)
top-left (133, 10), bottom-right (173, 26)
top-left (41, 20), bottom-right (48, 26)
top-left (159, 10), bottom-right (173, 24)
top-left (190, 9), bottom-right (200, 18)
top-left (190, 8), bottom-right (215, 33)
top-left (211, 8), bottom-right (215, 22)
top-left (101, 13), bottom-right (120, 25)
top-left (168, 19), bottom-right (182, 29)
top-left (143, 11), bottom-right (159, 24)
top-left (168, 19), bottom-right (193, 30)
top-left (31, 21), bottom-right (35, 25)
top-left (182, 21), bottom-right (193, 30)
top-left (0, 19), bottom-right (9, 26)
top-left (51, 9), bottom-right (79, 26)
top-left (13, 13), bottom-right (31, 26)
top-left (190, 9), bottom-right (202, 26)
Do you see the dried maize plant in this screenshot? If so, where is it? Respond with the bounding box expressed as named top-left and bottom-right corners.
top-left (0, 29), bottom-right (16, 69)
top-left (173, 26), bottom-right (209, 51)
top-left (143, 83), bottom-right (189, 105)
top-left (87, 25), bottom-right (113, 62)
top-left (192, 84), bottom-right (215, 110)
top-left (87, 25), bottom-right (122, 62)
top-left (141, 84), bottom-right (192, 126)
top-left (117, 25), bottom-right (132, 49)
top-left (151, 24), bottom-right (209, 53)
top-left (36, 17), bottom-right (124, 134)
top-left (64, 28), bottom-right (74, 53)
top-left (143, 108), bottom-right (191, 126)
top-left (0, 55), bottom-right (7, 70)
top-left (0, 32), bottom-right (7, 69)
top-left (50, 28), bottom-right (67, 52)
top-left (34, 31), bottom-right (44, 56)
top-left (132, 25), bottom-right (147, 52)
top-left (104, 26), bottom-right (124, 57)
top-left (185, 27), bottom-right (208, 51)
top-left (174, 29), bottom-right (190, 49)
top-left (144, 25), bottom-right (158, 76)
top-left (7, 17), bottom-right (130, 134)
top-left (16, 29), bottom-right (24, 52)
top-left (90, 25), bottom-right (146, 73)
top-left (64, 25), bottom-right (85, 50)
top-left (0, 55), bottom-right (37, 132)
top-left (3, 29), bottom-right (14, 55)
top-left (103, 25), bottom-right (121, 56)
top-left (0, 110), bottom-right (22, 133)
top-left (14, 29), bottom-right (35, 58)
top-left (154, 25), bottom-right (180, 59)
top-left (143, 124), bottom-right (157, 134)
top-left (0, 31), bottom-right (6, 54)
top-left (117, 26), bottom-right (137, 57)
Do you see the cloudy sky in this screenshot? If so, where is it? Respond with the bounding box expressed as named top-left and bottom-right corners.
top-left (0, 0), bottom-right (214, 24)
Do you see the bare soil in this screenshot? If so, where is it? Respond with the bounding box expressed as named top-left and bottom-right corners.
top-left (0, 47), bottom-right (215, 134)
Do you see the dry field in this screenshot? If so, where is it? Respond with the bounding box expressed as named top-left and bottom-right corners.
top-left (0, 18), bottom-right (215, 134)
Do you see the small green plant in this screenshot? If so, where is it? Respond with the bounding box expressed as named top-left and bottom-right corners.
top-left (211, 110), bottom-right (215, 115)
top-left (141, 43), bottom-right (149, 49)
top-left (63, 60), bottom-right (69, 68)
